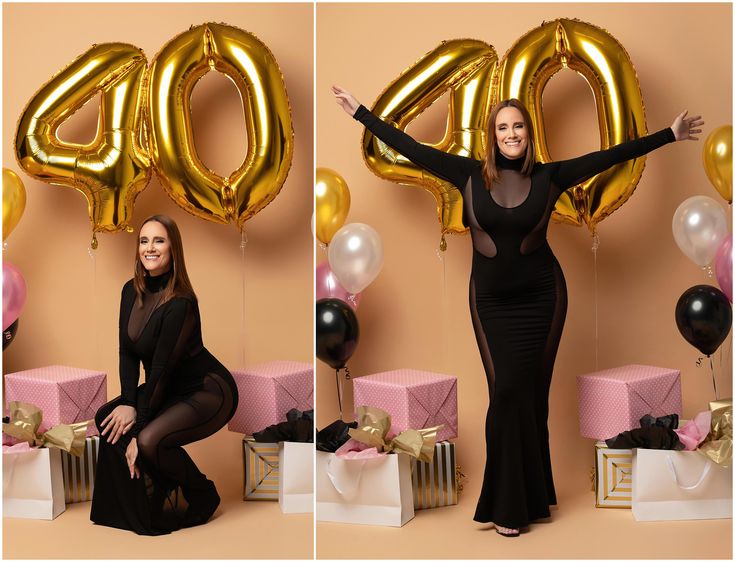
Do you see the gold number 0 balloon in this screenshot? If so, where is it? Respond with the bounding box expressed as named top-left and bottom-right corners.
top-left (148, 23), bottom-right (294, 229)
top-left (15, 44), bottom-right (151, 247)
top-left (362, 39), bottom-right (497, 238)
top-left (363, 19), bottom-right (647, 238)
top-left (496, 18), bottom-right (647, 231)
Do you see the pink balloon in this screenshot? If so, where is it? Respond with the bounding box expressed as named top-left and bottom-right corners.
top-left (3, 262), bottom-right (27, 331)
top-left (316, 261), bottom-right (361, 310)
top-left (715, 235), bottom-right (732, 302)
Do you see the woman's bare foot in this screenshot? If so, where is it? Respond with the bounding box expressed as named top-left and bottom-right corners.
top-left (494, 523), bottom-right (520, 537)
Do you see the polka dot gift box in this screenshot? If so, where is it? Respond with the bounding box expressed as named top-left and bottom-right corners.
top-left (352, 369), bottom-right (458, 442)
top-left (4, 365), bottom-right (107, 437)
top-left (228, 361), bottom-right (313, 435)
top-left (576, 365), bottom-right (682, 441)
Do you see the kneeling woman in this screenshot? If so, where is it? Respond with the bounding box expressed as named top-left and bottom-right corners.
top-left (91, 214), bottom-right (239, 535)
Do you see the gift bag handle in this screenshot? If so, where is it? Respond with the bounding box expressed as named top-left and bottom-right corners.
top-left (665, 454), bottom-right (712, 490)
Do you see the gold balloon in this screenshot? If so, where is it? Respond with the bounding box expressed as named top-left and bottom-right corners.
top-left (147, 23), bottom-right (294, 229)
top-left (3, 169), bottom-right (26, 241)
top-left (362, 39), bottom-right (497, 236)
top-left (495, 18), bottom-right (648, 232)
top-left (315, 167), bottom-right (351, 245)
top-left (703, 125), bottom-right (732, 204)
top-left (15, 43), bottom-right (151, 246)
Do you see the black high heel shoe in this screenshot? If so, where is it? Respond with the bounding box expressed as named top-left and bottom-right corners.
top-left (181, 480), bottom-right (220, 528)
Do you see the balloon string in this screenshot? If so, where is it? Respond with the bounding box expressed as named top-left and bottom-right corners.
top-left (335, 368), bottom-right (343, 421)
top-left (436, 246), bottom-right (448, 375)
top-left (592, 232), bottom-right (600, 371)
top-left (240, 230), bottom-right (248, 368)
top-left (709, 355), bottom-right (718, 400)
top-left (88, 245), bottom-right (98, 368)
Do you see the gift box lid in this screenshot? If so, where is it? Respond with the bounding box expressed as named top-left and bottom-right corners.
top-left (233, 360), bottom-right (312, 379)
top-left (357, 369), bottom-right (456, 387)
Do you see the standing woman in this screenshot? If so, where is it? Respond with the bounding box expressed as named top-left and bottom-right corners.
top-left (91, 214), bottom-right (239, 535)
top-left (333, 85), bottom-right (702, 536)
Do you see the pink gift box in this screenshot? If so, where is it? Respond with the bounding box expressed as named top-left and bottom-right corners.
top-left (576, 364), bottom-right (682, 440)
top-left (228, 361), bottom-right (313, 435)
top-left (352, 369), bottom-right (458, 442)
top-left (4, 366), bottom-right (107, 437)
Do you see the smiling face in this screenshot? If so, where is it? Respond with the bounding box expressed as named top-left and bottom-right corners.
top-left (495, 106), bottom-right (528, 160)
top-left (138, 220), bottom-right (172, 277)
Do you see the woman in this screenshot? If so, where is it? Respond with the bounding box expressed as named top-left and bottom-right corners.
top-left (333, 85), bottom-right (702, 536)
top-left (90, 214), bottom-right (239, 535)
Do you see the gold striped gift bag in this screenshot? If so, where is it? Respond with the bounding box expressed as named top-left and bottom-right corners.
top-left (60, 436), bottom-right (99, 503)
top-left (594, 441), bottom-right (633, 508)
top-left (242, 437), bottom-right (279, 501)
top-left (411, 441), bottom-right (458, 509)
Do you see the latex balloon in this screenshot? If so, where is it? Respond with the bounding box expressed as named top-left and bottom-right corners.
top-left (362, 39), bottom-right (497, 236)
top-left (15, 43), bottom-right (151, 247)
top-left (702, 125), bottom-right (732, 204)
top-left (316, 298), bottom-right (360, 370)
top-left (715, 236), bottom-right (732, 302)
top-left (675, 285), bottom-right (732, 356)
top-left (316, 260), bottom-right (361, 310)
top-left (3, 169), bottom-right (26, 241)
top-left (672, 196), bottom-right (728, 267)
top-left (495, 18), bottom-right (648, 232)
top-left (3, 318), bottom-right (19, 351)
top-left (147, 23), bottom-right (294, 229)
top-left (328, 223), bottom-right (384, 294)
top-left (3, 262), bottom-right (27, 331)
top-left (315, 168), bottom-right (351, 245)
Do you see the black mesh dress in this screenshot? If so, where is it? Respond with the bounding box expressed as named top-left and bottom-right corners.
top-left (354, 104), bottom-right (675, 528)
top-left (90, 271), bottom-right (239, 535)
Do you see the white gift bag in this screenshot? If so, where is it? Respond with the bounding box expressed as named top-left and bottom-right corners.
top-left (278, 442), bottom-right (314, 514)
top-left (316, 451), bottom-right (414, 527)
top-left (632, 448), bottom-right (732, 521)
top-left (3, 447), bottom-right (65, 520)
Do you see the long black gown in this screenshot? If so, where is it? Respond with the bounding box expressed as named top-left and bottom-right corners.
top-left (90, 271), bottom-right (239, 534)
top-left (354, 104), bottom-right (675, 528)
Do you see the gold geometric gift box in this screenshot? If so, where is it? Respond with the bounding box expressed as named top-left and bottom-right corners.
top-left (594, 441), bottom-right (633, 508)
top-left (411, 441), bottom-right (458, 509)
top-left (60, 436), bottom-right (99, 503)
top-left (242, 437), bottom-right (279, 501)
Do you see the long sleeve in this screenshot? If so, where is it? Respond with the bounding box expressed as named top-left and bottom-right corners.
top-left (130, 298), bottom-right (195, 437)
top-left (118, 283), bottom-right (139, 408)
top-left (551, 128), bottom-right (676, 191)
top-left (354, 104), bottom-right (476, 190)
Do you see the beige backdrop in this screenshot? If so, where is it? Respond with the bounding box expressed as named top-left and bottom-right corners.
top-left (316, 3), bottom-right (732, 558)
top-left (3, 3), bottom-right (312, 559)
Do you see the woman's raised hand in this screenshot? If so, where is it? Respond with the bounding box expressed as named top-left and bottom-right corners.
top-left (671, 110), bottom-right (704, 141)
top-left (331, 85), bottom-right (360, 116)
top-left (100, 404), bottom-right (136, 444)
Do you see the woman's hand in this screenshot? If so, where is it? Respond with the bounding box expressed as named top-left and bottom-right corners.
top-left (125, 437), bottom-right (140, 479)
top-left (671, 110), bottom-right (704, 141)
top-left (100, 405), bottom-right (136, 444)
top-left (331, 85), bottom-right (360, 116)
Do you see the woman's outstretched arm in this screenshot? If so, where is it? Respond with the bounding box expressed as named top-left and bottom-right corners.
top-left (332, 85), bottom-right (475, 190)
top-left (551, 110), bottom-right (704, 191)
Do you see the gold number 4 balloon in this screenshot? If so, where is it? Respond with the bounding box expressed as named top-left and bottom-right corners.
top-left (362, 18), bottom-right (647, 239)
top-left (15, 23), bottom-right (293, 247)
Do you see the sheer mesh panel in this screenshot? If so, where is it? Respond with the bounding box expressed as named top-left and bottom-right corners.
top-left (464, 178), bottom-right (497, 258)
top-left (520, 181), bottom-right (558, 256)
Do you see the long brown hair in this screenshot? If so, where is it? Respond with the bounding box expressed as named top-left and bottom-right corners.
top-left (133, 214), bottom-right (196, 306)
top-left (482, 99), bottom-right (536, 189)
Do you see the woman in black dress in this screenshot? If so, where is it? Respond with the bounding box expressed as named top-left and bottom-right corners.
top-left (90, 214), bottom-right (239, 535)
top-left (333, 85), bottom-right (702, 536)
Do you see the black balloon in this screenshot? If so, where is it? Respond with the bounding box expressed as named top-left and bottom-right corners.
top-left (675, 285), bottom-right (732, 356)
top-left (2, 318), bottom-right (19, 350)
top-left (316, 298), bottom-right (359, 369)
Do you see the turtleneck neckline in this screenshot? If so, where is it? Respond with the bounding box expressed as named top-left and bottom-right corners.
top-left (495, 149), bottom-right (526, 171)
top-left (144, 269), bottom-right (172, 293)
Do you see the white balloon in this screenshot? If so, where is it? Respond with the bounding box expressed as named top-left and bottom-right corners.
top-left (328, 223), bottom-right (384, 294)
top-left (672, 195), bottom-right (728, 267)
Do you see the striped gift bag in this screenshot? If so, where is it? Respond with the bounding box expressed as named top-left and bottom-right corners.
top-left (60, 436), bottom-right (98, 503)
top-left (242, 437), bottom-right (279, 501)
top-left (411, 441), bottom-right (458, 509)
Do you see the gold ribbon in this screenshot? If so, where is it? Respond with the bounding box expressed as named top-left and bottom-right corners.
top-left (2, 401), bottom-right (88, 457)
top-left (699, 400), bottom-right (732, 467)
top-left (455, 463), bottom-right (466, 494)
top-left (348, 406), bottom-right (442, 463)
